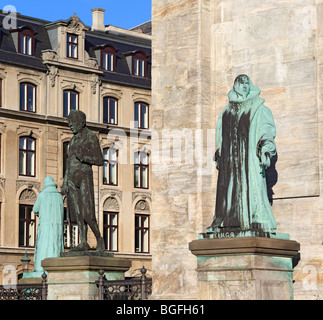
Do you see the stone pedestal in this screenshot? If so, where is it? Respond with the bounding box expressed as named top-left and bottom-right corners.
top-left (189, 237), bottom-right (300, 300)
top-left (42, 255), bottom-right (131, 300)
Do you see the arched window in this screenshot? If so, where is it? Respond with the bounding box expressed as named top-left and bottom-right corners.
top-left (63, 89), bottom-right (79, 117)
top-left (134, 200), bottom-right (150, 253)
top-left (19, 136), bottom-right (36, 177)
top-left (18, 189), bottom-right (37, 248)
top-left (101, 45), bottom-right (117, 71)
top-left (20, 82), bottom-right (36, 113)
top-left (18, 27), bottom-right (36, 56)
top-left (103, 97), bottom-right (118, 125)
top-left (103, 197), bottom-right (120, 252)
top-left (134, 102), bottom-right (149, 129)
top-left (132, 51), bottom-right (147, 77)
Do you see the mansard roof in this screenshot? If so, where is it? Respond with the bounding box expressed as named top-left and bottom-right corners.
top-left (0, 10), bottom-right (151, 89)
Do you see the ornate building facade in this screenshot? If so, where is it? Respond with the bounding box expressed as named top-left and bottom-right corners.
top-left (0, 8), bottom-right (152, 282)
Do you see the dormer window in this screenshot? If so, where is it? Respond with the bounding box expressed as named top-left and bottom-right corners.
top-left (20, 31), bottom-right (33, 55)
top-left (124, 50), bottom-right (148, 78)
top-left (133, 53), bottom-right (146, 77)
top-left (67, 33), bottom-right (78, 59)
top-left (92, 44), bottom-right (117, 72)
top-left (10, 26), bottom-right (37, 56)
top-left (101, 45), bottom-right (117, 72)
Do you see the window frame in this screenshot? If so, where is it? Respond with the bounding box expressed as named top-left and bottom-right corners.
top-left (135, 214), bottom-right (150, 253)
top-left (134, 151), bottom-right (149, 189)
top-left (101, 46), bottom-right (117, 72)
top-left (18, 28), bottom-right (35, 56)
top-left (103, 211), bottom-right (119, 252)
top-left (19, 204), bottom-right (36, 248)
top-left (103, 147), bottom-right (118, 186)
top-left (63, 207), bottom-right (79, 249)
top-left (66, 33), bottom-right (78, 59)
top-left (19, 136), bottom-right (36, 177)
top-left (103, 96), bottom-right (118, 125)
top-left (63, 89), bottom-right (79, 117)
top-left (132, 52), bottom-right (147, 77)
top-left (134, 102), bottom-right (149, 129)
top-left (19, 82), bottom-right (36, 113)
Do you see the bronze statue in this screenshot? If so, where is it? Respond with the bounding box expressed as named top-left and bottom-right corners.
top-left (207, 75), bottom-right (277, 237)
top-left (61, 110), bottom-right (105, 252)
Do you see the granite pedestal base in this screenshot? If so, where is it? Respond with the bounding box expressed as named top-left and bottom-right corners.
top-left (42, 255), bottom-right (131, 300)
top-left (189, 237), bottom-right (300, 300)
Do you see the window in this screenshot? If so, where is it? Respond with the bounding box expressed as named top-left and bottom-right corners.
top-left (63, 208), bottom-right (79, 249)
top-left (63, 141), bottom-right (69, 178)
top-left (103, 97), bottom-right (118, 125)
top-left (18, 28), bottom-right (35, 56)
top-left (103, 212), bottom-right (118, 252)
top-left (134, 151), bottom-right (149, 189)
top-left (135, 214), bottom-right (149, 253)
top-left (134, 102), bottom-right (149, 129)
top-left (67, 33), bottom-right (78, 59)
top-left (101, 46), bottom-right (116, 71)
top-left (63, 89), bottom-right (79, 117)
top-left (19, 137), bottom-right (36, 177)
top-left (103, 147), bottom-right (118, 186)
top-left (20, 83), bottom-right (36, 112)
top-left (19, 204), bottom-right (36, 247)
top-left (132, 52), bottom-right (147, 77)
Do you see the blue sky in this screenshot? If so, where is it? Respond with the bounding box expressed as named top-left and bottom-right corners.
top-left (1, 0), bottom-right (151, 29)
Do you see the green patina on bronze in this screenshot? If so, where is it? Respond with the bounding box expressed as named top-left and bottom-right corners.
top-left (204, 75), bottom-right (281, 239)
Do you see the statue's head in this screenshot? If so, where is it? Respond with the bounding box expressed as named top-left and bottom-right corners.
top-left (67, 110), bottom-right (86, 134)
top-left (233, 74), bottom-right (250, 99)
top-left (44, 176), bottom-right (57, 188)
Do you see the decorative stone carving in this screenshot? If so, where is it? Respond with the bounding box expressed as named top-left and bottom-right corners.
top-left (67, 13), bottom-right (83, 34)
top-left (90, 73), bottom-right (99, 94)
top-left (16, 180), bottom-right (41, 193)
top-left (103, 197), bottom-right (120, 212)
top-left (0, 178), bottom-right (5, 191)
top-left (42, 50), bottom-right (58, 62)
top-left (132, 192), bottom-right (151, 203)
top-left (19, 189), bottom-right (37, 202)
top-left (48, 65), bottom-right (58, 87)
top-left (135, 200), bottom-right (150, 212)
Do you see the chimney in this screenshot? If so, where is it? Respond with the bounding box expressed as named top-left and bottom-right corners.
top-left (91, 8), bottom-right (105, 31)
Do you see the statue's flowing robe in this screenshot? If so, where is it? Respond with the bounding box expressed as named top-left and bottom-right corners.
top-left (211, 86), bottom-right (277, 233)
top-left (32, 181), bottom-right (64, 272)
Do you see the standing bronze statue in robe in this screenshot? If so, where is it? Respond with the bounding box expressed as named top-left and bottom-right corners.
top-left (61, 110), bottom-right (105, 252)
top-left (207, 75), bottom-right (277, 237)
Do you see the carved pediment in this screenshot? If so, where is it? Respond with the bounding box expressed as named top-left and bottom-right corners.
top-left (67, 13), bottom-right (89, 34)
top-left (103, 197), bottom-right (120, 212)
top-left (135, 200), bottom-right (150, 213)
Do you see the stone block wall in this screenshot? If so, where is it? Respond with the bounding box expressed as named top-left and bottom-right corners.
top-left (152, 0), bottom-right (323, 299)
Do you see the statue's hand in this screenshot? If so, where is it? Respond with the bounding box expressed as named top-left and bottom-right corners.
top-left (213, 149), bottom-right (220, 170)
top-left (61, 185), bottom-right (68, 195)
top-left (261, 152), bottom-right (271, 169)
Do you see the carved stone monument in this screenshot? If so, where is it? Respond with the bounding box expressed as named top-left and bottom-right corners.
top-left (190, 75), bottom-right (300, 300)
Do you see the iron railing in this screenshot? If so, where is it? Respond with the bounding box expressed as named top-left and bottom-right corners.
top-left (96, 266), bottom-right (152, 300)
top-left (0, 272), bottom-right (47, 300)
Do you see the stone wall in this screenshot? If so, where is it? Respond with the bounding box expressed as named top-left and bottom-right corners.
top-left (152, 0), bottom-right (323, 299)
